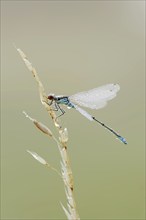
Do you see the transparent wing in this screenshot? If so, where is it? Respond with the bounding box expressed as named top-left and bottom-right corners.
top-left (69, 84), bottom-right (120, 109)
top-left (73, 104), bottom-right (93, 121)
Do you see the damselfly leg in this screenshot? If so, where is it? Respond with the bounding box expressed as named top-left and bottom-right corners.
top-left (54, 103), bottom-right (66, 118)
top-left (48, 99), bottom-right (66, 118)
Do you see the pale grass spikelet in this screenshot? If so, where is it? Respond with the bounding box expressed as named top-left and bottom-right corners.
top-left (60, 202), bottom-right (72, 220)
top-left (65, 188), bottom-right (74, 208)
top-left (33, 121), bottom-right (53, 136)
top-left (59, 128), bottom-right (68, 144)
top-left (60, 161), bottom-right (68, 186)
top-left (17, 48), bottom-right (26, 59)
top-left (23, 111), bottom-right (53, 137)
top-left (60, 160), bottom-right (73, 191)
top-left (17, 48), bottom-right (33, 71)
top-left (67, 193), bottom-right (74, 208)
top-left (27, 150), bottom-right (47, 165)
top-left (23, 58), bottom-right (33, 72)
top-left (60, 147), bottom-right (68, 166)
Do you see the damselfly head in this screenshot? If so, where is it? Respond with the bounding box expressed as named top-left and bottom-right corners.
top-left (48, 94), bottom-right (55, 100)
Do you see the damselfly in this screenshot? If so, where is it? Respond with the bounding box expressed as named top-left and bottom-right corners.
top-left (48, 84), bottom-right (127, 144)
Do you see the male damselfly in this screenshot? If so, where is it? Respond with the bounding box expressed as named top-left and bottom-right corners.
top-left (48, 84), bottom-right (127, 144)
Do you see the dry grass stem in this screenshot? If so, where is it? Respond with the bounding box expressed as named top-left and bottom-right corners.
top-left (17, 48), bottom-right (80, 220)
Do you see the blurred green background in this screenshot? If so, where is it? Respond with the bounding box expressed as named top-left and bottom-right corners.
top-left (1, 1), bottom-right (145, 219)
